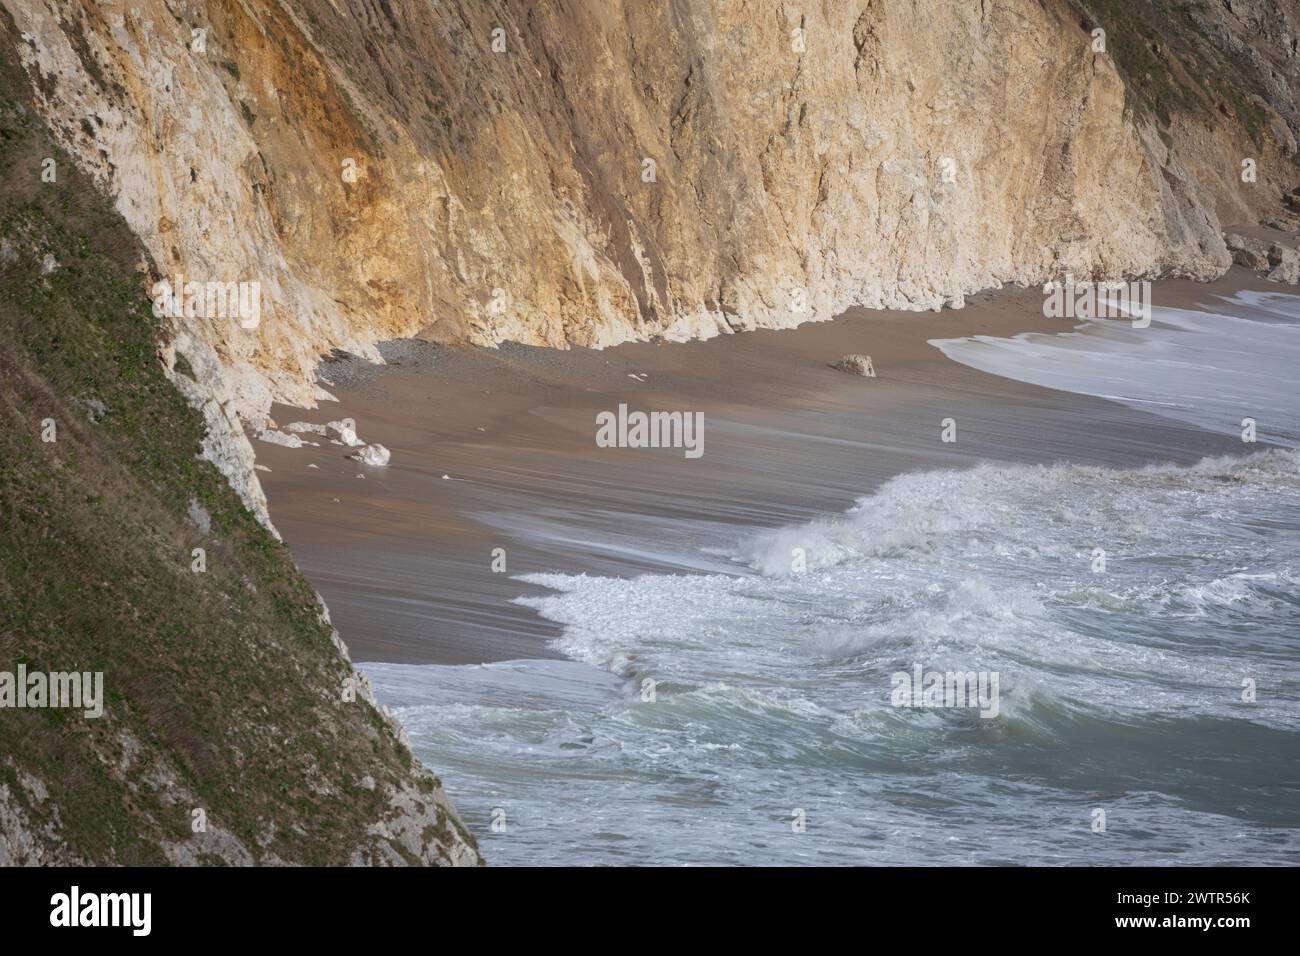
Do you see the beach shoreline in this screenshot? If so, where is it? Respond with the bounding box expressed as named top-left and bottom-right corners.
top-left (255, 269), bottom-right (1273, 666)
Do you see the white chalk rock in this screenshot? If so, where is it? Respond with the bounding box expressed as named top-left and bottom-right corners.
top-left (257, 429), bottom-right (303, 448)
top-left (834, 354), bottom-right (876, 377)
top-left (285, 421), bottom-right (329, 435)
top-left (349, 443), bottom-right (390, 466)
top-left (327, 420), bottom-right (363, 447)
top-left (187, 499), bottom-right (212, 535)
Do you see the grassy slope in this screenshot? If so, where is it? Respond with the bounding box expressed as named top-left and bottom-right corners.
top-left (1067, 0), bottom-right (1280, 148)
top-left (0, 15), bottom-right (474, 865)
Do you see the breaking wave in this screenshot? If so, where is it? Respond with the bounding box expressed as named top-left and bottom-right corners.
top-left (371, 450), bottom-right (1300, 865)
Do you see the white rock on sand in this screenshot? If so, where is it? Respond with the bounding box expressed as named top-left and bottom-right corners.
top-left (349, 443), bottom-right (390, 466)
top-left (834, 354), bottom-right (876, 377)
top-left (257, 429), bottom-right (303, 448)
top-left (327, 420), bottom-right (364, 447)
top-left (284, 421), bottom-right (329, 436)
top-left (1224, 232), bottom-right (1271, 270)
top-left (286, 418), bottom-right (367, 446)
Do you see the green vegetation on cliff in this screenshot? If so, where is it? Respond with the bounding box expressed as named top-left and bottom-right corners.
top-left (1069, 0), bottom-right (1289, 150)
top-left (0, 12), bottom-right (477, 865)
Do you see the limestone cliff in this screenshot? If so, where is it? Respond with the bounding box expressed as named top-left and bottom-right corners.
top-left (7, 2), bottom-right (1297, 515)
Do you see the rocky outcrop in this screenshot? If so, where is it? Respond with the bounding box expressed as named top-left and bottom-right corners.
top-left (256, 428), bottom-right (304, 449)
top-left (1225, 229), bottom-right (1300, 282)
top-left (1270, 246), bottom-right (1300, 283)
top-left (1226, 232), bottom-right (1273, 270)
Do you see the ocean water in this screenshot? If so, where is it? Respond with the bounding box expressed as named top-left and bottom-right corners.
top-left (931, 290), bottom-right (1300, 447)
top-left (366, 293), bottom-right (1300, 866)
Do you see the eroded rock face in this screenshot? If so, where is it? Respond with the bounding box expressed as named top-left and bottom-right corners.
top-left (1226, 232), bottom-right (1273, 269)
top-left (0, 11), bottom-right (485, 869)
top-left (1223, 232), bottom-right (1300, 282)
top-left (9, 0), bottom-right (1293, 439)
top-left (1268, 243), bottom-right (1300, 283)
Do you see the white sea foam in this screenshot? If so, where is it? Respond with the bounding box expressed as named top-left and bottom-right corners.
top-left (517, 451), bottom-right (1299, 720)
top-left (931, 291), bottom-right (1300, 446)
top-left (362, 286), bottom-right (1300, 866)
top-left (370, 446), bottom-right (1300, 865)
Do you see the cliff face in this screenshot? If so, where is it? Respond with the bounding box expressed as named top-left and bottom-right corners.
top-left (9, 2), bottom-right (1296, 439)
top-left (0, 17), bottom-right (479, 865)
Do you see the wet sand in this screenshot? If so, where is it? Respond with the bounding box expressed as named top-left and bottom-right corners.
top-left (256, 270), bottom-right (1270, 664)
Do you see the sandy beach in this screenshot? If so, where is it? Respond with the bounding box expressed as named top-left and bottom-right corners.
top-left (252, 267), bottom-right (1300, 866)
top-left (255, 271), bottom-right (1270, 665)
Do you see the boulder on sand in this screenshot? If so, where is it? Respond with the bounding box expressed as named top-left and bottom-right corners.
top-left (327, 419), bottom-right (363, 447)
top-left (1224, 232), bottom-right (1271, 270)
top-left (349, 443), bottom-right (390, 466)
top-left (1267, 243), bottom-right (1300, 283)
top-left (1222, 232), bottom-right (1300, 282)
top-left (285, 421), bottom-right (329, 436)
top-left (833, 354), bottom-right (876, 377)
top-left (257, 429), bottom-right (303, 448)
